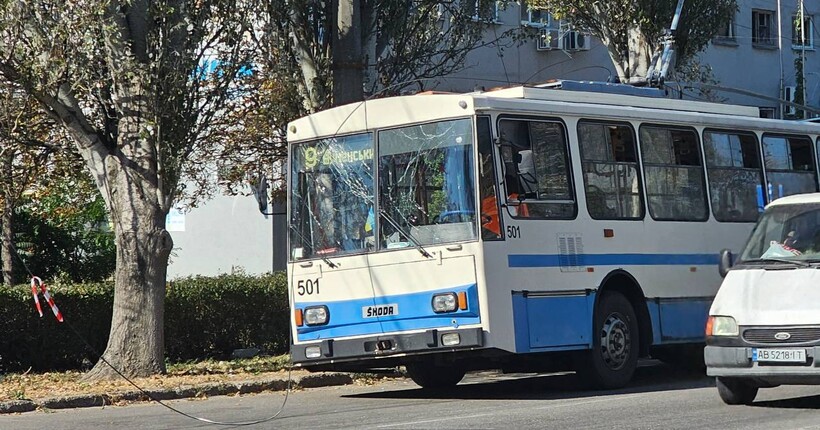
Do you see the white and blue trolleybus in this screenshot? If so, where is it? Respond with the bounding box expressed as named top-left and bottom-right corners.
top-left (286, 82), bottom-right (820, 388)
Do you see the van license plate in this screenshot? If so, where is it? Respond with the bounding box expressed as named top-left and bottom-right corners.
top-left (752, 348), bottom-right (807, 363)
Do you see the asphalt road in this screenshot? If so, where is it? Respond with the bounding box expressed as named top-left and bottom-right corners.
top-left (4, 362), bottom-right (820, 430)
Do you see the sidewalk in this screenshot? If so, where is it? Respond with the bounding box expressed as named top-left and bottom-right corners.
top-left (0, 371), bottom-right (382, 414)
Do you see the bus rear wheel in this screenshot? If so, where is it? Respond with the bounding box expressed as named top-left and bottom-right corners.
top-left (579, 291), bottom-right (639, 389)
top-left (405, 361), bottom-right (466, 389)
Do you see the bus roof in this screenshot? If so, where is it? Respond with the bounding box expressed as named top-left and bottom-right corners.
top-left (481, 83), bottom-right (760, 117)
top-left (287, 83), bottom-right (818, 142)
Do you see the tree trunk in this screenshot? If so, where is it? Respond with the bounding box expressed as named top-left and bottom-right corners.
top-left (332, 0), bottom-right (363, 106)
top-left (1, 150), bottom-right (14, 286)
top-left (83, 164), bottom-right (173, 380)
top-left (605, 28), bottom-right (653, 84)
top-left (626, 27), bottom-right (652, 84)
top-left (82, 84), bottom-right (173, 380)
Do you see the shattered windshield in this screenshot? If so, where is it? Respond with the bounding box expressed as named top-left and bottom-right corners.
top-left (739, 203), bottom-right (820, 264)
top-left (290, 133), bottom-right (374, 261)
top-left (378, 118), bottom-right (477, 248)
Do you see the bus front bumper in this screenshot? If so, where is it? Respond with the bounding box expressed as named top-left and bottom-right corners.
top-left (292, 327), bottom-right (484, 366)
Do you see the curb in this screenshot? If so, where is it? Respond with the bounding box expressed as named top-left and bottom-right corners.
top-left (0, 373), bottom-right (356, 414)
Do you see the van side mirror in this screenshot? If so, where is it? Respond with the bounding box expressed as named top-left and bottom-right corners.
top-left (718, 249), bottom-right (733, 278)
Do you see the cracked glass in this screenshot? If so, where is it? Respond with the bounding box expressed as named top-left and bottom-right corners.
top-left (378, 118), bottom-right (477, 248)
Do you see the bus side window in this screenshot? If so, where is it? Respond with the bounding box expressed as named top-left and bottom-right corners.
top-left (762, 134), bottom-right (817, 200)
top-left (578, 120), bottom-right (643, 220)
top-left (497, 118), bottom-right (576, 220)
top-left (703, 129), bottom-right (764, 222)
top-left (639, 125), bottom-right (708, 221)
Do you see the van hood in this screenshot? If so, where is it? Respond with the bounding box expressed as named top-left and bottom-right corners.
top-left (711, 268), bottom-right (820, 326)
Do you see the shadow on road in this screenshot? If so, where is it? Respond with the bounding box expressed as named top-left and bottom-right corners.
top-left (344, 361), bottom-right (713, 402)
top-left (752, 395), bottom-right (820, 410)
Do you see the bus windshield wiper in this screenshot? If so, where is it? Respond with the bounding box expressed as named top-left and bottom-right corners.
top-left (379, 209), bottom-right (433, 259)
top-left (288, 224), bottom-right (338, 268)
top-left (741, 257), bottom-right (811, 268)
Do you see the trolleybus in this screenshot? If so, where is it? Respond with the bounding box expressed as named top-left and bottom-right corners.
top-left (285, 82), bottom-right (820, 388)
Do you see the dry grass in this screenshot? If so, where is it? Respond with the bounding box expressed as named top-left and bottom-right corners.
top-left (0, 355), bottom-right (310, 402)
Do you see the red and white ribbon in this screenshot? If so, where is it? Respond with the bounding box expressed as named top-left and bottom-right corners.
top-left (30, 276), bottom-right (63, 323)
top-left (30, 277), bottom-right (43, 317)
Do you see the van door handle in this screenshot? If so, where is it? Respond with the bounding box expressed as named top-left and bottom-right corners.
top-left (299, 261), bottom-right (314, 268)
top-left (446, 245), bottom-right (463, 251)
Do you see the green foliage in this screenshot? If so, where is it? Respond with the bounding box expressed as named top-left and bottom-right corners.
top-left (0, 274), bottom-right (290, 372)
top-left (165, 273), bottom-right (290, 361)
top-left (0, 282), bottom-right (113, 372)
top-left (14, 184), bottom-right (115, 283)
top-left (793, 56), bottom-right (806, 120)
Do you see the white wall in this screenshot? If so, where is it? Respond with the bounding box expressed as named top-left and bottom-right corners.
top-left (166, 191), bottom-right (275, 279)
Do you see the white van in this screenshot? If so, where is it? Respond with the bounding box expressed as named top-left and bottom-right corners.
top-left (706, 193), bottom-right (820, 405)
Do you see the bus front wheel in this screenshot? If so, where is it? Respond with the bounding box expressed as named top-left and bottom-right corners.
top-left (579, 291), bottom-right (639, 389)
top-left (405, 361), bottom-right (466, 389)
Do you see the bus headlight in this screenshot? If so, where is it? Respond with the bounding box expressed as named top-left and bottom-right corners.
top-left (707, 315), bottom-right (738, 336)
top-left (304, 306), bottom-right (329, 326)
top-left (432, 293), bottom-right (458, 313)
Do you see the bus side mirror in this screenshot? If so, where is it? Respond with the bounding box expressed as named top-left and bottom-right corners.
top-left (251, 175), bottom-right (270, 214)
top-left (718, 249), bottom-right (733, 278)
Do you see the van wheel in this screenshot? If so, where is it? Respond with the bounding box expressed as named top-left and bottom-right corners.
top-left (578, 291), bottom-right (639, 389)
top-left (716, 377), bottom-right (758, 405)
top-left (405, 361), bottom-right (466, 389)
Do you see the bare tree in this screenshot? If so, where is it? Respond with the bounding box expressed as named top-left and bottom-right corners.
top-left (0, 0), bottom-right (261, 379)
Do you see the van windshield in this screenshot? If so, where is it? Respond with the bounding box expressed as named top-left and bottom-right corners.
top-left (739, 203), bottom-right (820, 264)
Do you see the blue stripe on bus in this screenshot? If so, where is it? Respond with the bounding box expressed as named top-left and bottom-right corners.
top-left (296, 283), bottom-right (480, 342)
top-left (513, 293), bottom-right (713, 352)
top-left (512, 291), bottom-right (596, 353)
top-left (508, 253), bottom-right (719, 268)
top-left (647, 298), bottom-right (713, 343)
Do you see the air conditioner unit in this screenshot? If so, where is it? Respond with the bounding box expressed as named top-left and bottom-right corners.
top-left (561, 31), bottom-right (590, 51)
top-left (537, 28), bottom-right (560, 51)
top-left (784, 86), bottom-right (797, 116)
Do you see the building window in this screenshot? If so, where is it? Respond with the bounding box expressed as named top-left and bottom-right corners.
top-left (752, 9), bottom-right (776, 47)
top-left (521, 3), bottom-right (551, 27)
top-left (762, 134), bottom-right (817, 200)
top-left (498, 118), bottom-right (576, 219)
top-left (639, 125), bottom-right (708, 221)
top-left (703, 130), bottom-right (764, 222)
top-left (473, 0), bottom-right (500, 23)
top-left (577, 120), bottom-right (643, 220)
top-left (792, 15), bottom-right (814, 49)
top-left (714, 16), bottom-right (737, 45)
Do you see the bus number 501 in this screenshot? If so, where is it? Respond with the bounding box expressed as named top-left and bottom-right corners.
top-left (506, 225), bottom-right (521, 239)
top-left (297, 279), bottom-right (320, 296)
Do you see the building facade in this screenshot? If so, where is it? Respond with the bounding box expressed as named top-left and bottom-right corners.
top-left (441, 0), bottom-right (818, 119)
